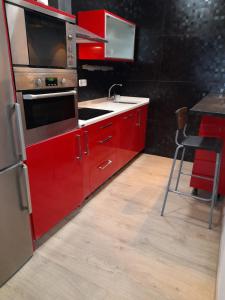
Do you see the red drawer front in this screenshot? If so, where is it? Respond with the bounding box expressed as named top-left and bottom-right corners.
top-left (90, 152), bottom-right (117, 193)
top-left (194, 149), bottom-right (216, 162)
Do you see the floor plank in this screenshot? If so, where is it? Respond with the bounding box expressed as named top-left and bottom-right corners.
top-left (0, 154), bottom-right (221, 300)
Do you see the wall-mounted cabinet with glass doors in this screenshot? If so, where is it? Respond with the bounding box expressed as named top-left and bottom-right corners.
top-left (77, 10), bottom-right (136, 61)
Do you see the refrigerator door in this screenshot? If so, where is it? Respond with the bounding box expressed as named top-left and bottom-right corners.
top-left (0, 163), bottom-right (33, 287)
top-left (0, 1), bottom-right (25, 169)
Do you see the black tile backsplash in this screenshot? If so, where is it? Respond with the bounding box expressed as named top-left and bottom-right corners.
top-left (70, 0), bottom-right (225, 159)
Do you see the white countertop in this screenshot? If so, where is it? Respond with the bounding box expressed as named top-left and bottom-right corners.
top-left (78, 96), bottom-right (150, 127)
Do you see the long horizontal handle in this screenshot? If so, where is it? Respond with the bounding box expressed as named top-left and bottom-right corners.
top-left (99, 135), bottom-right (112, 144)
top-left (98, 160), bottom-right (112, 170)
top-left (100, 122), bottom-right (113, 129)
top-left (23, 90), bottom-right (77, 100)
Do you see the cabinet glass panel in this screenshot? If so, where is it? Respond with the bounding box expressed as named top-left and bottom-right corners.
top-left (105, 14), bottom-right (135, 60)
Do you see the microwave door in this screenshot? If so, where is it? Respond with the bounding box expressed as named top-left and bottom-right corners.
top-left (25, 11), bottom-right (67, 68)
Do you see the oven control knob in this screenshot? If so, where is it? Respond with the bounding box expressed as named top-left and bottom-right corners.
top-left (61, 78), bottom-right (67, 85)
top-left (35, 78), bottom-right (42, 87)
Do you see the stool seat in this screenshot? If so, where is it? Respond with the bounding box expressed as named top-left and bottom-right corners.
top-left (182, 136), bottom-right (223, 153)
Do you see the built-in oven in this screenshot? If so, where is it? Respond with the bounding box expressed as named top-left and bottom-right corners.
top-left (5, 0), bottom-right (76, 69)
top-left (14, 67), bottom-right (78, 146)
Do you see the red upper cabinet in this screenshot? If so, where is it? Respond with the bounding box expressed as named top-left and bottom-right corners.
top-left (77, 10), bottom-right (136, 61)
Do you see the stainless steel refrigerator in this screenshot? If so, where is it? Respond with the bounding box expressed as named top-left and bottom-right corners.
top-left (0, 2), bottom-right (33, 286)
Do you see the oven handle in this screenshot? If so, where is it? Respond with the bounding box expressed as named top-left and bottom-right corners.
top-left (23, 90), bottom-right (77, 100)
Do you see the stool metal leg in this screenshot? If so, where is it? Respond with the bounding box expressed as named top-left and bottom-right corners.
top-left (175, 147), bottom-right (186, 191)
top-left (208, 153), bottom-right (221, 229)
top-left (161, 145), bottom-right (183, 216)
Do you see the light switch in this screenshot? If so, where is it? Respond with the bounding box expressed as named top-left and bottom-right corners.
top-left (79, 79), bottom-right (87, 87)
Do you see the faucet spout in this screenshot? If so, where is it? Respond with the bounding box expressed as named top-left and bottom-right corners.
top-left (108, 83), bottom-right (123, 100)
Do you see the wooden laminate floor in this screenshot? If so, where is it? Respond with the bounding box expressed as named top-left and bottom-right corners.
top-left (0, 154), bottom-right (222, 300)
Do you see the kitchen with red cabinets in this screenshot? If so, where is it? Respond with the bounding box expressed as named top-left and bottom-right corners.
top-left (0, 0), bottom-right (225, 300)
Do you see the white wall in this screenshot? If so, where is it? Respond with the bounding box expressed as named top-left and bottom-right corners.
top-left (216, 206), bottom-right (225, 300)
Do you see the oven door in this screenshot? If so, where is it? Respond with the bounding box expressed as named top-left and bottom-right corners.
top-left (17, 89), bottom-right (78, 146)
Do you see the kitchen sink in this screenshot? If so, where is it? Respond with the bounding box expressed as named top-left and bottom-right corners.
top-left (78, 108), bottom-right (113, 120)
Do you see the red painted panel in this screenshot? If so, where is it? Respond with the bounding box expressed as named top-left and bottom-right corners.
top-left (27, 130), bottom-right (84, 240)
top-left (78, 43), bottom-right (105, 60)
top-left (77, 10), bottom-right (105, 60)
top-left (191, 116), bottom-right (225, 195)
top-left (77, 10), bottom-right (105, 37)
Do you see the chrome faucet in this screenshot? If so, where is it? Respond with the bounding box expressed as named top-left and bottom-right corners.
top-left (108, 83), bottom-right (123, 100)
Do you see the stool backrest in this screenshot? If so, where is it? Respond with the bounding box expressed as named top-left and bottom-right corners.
top-left (175, 107), bottom-right (188, 130)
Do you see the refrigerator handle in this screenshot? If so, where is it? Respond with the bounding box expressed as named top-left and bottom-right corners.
top-left (15, 103), bottom-right (27, 161)
top-left (21, 163), bottom-right (32, 214)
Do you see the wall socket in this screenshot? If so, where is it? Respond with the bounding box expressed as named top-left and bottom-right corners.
top-left (79, 79), bottom-right (87, 87)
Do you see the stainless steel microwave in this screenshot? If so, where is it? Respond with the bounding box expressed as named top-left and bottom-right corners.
top-left (5, 0), bottom-right (76, 69)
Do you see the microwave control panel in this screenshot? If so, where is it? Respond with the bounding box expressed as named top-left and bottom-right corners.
top-left (66, 23), bottom-right (77, 69)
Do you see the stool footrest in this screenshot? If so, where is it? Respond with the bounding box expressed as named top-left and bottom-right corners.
top-left (169, 189), bottom-right (212, 202)
top-left (180, 171), bottom-right (213, 181)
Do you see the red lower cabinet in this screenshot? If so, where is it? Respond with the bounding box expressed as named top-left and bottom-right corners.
top-left (191, 116), bottom-right (225, 195)
top-left (26, 105), bottom-right (148, 240)
top-left (117, 111), bottom-right (136, 168)
top-left (27, 129), bottom-right (84, 240)
top-left (133, 105), bottom-right (148, 152)
top-left (117, 105), bottom-right (148, 169)
top-left (82, 117), bottom-right (118, 195)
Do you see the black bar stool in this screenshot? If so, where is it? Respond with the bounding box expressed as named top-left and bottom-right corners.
top-left (161, 107), bottom-right (223, 229)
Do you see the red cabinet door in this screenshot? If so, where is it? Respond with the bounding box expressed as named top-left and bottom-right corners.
top-left (191, 116), bottom-right (225, 195)
top-left (133, 105), bottom-right (148, 153)
top-left (117, 111), bottom-right (136, 168)
top-left (27, 129), bottom-right (84, 240)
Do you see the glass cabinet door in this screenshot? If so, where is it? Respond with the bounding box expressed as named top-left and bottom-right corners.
top-left (105, 14), bottom-right (135, 60)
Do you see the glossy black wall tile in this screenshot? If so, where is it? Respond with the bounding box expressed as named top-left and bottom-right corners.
top-left (70, 0), bottom-right (225, 159)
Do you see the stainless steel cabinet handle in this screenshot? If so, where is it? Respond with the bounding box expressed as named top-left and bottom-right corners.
top-left (22, 163), bottom-right (32, 214)
top-left (98, 160), bottom-right (112, 170)
top-left (23, 90), bottom-right (77, 100)
top-left (99, 135), bottom-right (112, 144)
top-left (100, 122), bottom-right (113, 129)
top-left (76, 134), bottom-right (82, 160)
top-left (15, 103), bottom-right (26, 161)
top-left (84, 131), bottom-right (89, 155)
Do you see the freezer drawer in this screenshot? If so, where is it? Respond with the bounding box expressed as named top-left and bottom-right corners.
top-left (0, 163), bottom-right (33, 287)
